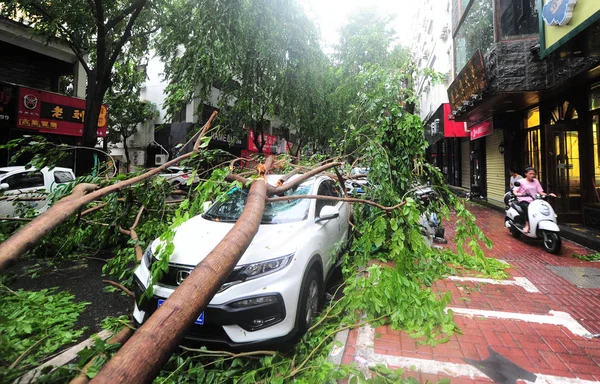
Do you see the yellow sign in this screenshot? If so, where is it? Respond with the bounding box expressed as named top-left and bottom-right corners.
top-left (541, 0), bottom-right (600, 57)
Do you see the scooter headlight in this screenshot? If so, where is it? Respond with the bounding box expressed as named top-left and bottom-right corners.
top-left (540, 204), bottom-right (550, 216)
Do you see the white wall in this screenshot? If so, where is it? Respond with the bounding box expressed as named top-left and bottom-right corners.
top-left (410, 0), bottom-right (454, 121)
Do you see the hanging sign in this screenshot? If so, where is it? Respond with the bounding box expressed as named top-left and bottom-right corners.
top-left (447, 50), bottom-right (487, 112)
top-left (247, 130), bottom-right (277, 154)
top-left (470, 119), bottom-right (493, 140)
top-left (17, 87), bottom-right (107, 137)
top-left (542, 0), bottom-right (578, 26)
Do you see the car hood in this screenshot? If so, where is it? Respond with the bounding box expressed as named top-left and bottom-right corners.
top-left (153, 215), bottom-right (307, 267)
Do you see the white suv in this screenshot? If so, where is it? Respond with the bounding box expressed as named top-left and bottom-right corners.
top-left (132, 175), bottom-right (350, 347)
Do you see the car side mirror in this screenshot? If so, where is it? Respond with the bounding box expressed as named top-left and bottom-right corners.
top-left (316, 205), bottom-right (340, 223)
top-left (513, 181), bottom-right (521, 187)
top-left (202, 201), bottom-right (213, 213)
top-left (0, 183), bottom-right (9, 191)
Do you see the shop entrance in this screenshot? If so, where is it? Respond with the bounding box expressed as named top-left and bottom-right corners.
top-left (545, 101), bottom-right (581, 219)
top-left (470, 139), bottom-right (486, 197)
top-left (546, 124), bottom-right (581, 217)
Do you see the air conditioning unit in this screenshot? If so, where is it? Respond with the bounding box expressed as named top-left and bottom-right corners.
top-left (132, 150), bottom-right (146, 166)
top-left (155, 154), bottom-right (168, 165)
top-left (440, 26), bottom-right (449, 41)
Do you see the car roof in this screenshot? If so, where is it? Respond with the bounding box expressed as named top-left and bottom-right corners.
top-left (0, 166), bottom-right (73, 173)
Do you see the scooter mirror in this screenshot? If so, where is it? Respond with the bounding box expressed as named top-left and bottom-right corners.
top-left (513, 181), bottom-right (521, 187)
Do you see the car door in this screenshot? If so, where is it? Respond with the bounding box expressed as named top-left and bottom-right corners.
top-left (314, 180), bottom-right (348, 274)
top-left (0, 170), bottom-right (45, 217)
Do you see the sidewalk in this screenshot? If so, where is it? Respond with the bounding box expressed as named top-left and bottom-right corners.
top-left (339, 204), bottom-right (600, 383)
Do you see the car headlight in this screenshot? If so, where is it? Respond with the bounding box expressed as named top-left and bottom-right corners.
top-left (540, 204), bottom-right (550, 216)
top-left (239, 254), bottom-right (294, 280)
top-left (218, 254), bottom-right (294, 293)
top-left (142, 245), bottom-right (154, 267)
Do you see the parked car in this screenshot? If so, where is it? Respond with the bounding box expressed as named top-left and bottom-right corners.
top-left (345, 167), bottom-right (370, 195)
top-left (132, 175), bottom-right (350, 347)
top-left (157, 166), bottom-right (200, 189)
top-left (0, 166), bottom-right (75, 218)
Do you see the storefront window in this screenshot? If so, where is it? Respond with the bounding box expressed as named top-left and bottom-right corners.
top-left (591, 83), bottom-right (600, 111)
top-left (594, 115), bottom-right (600, 192)
top-left (550, 101), bottom-right (578, 124)
top-left (523, 107), bottom-right (542, 181)
top-left (454, 0), bottom-right (494, 73)
top-left (498, 0), bottom-right (538, 39)
top-left (525, 107), bottom-right (540, 128)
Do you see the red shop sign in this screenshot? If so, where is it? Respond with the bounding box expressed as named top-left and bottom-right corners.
top-left (470, 119), bottom-right (493, 141)
top-left (17, 87), bottom-right (107, 137)
top-left (247, 130), bottom-right (277, 154)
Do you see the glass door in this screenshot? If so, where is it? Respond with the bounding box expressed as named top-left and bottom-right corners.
top-left (549, 128), bottom-right (581, 214)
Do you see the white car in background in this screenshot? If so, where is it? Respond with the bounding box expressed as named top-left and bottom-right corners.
top-left (132, 174), bottom-right (350, 347)
top-left (0, 166), bottom-right (75, 218)
top-left (345, 167), bottom-right (369, 195)
top-left (157, 166), bottom-right (200, 189)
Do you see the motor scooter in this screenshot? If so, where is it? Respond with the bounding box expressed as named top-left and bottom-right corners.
top-left (415, 185), bottom-right (446, 246)
top-left (504, 181), bottom-right (561, 254)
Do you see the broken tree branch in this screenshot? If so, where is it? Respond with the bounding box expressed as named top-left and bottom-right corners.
top-left (0, 111), bottom-right (218, 271)
top-left (102, 280), bottom-right (134, 298)
top-left (267, 195), bottom-right (406, 212)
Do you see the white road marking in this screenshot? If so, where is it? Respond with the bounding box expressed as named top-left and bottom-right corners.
top-left (448, 307), bottom-right (593, 338)
top-left (352, 324), bottom-right (598, 383)
top-left (447, 276), bottom-right (540, 293)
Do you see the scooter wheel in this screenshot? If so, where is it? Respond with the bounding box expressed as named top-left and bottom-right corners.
top-left (509, 225), bottom-right (520, 239)
top-left (541, 231), bottom-right (561, 254)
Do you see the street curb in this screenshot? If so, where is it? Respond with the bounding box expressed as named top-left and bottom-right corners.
top-left (327, 328), bottom-right (350, 365)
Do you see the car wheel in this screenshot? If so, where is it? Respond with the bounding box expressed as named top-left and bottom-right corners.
top-left (296, 267), bottom-right (322, 334)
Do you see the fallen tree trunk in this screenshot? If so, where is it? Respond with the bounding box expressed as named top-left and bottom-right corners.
top-left (90, 158), bottom-right (273, 383)
top-left (69, 326), bottom-right (135, 384)
top-left (0, 111), bottom-right (218, 271)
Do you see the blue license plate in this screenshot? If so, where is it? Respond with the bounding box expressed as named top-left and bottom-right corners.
top-left (157, 299), bottom-right (204, 325)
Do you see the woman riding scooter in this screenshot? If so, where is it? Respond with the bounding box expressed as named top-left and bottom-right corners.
top-left (512, 167), bottom-right (556, 233)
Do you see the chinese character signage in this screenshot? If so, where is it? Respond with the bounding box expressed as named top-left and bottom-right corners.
top-left (447, 50), bottom-right (487, 112)
top-left (0, 83), bottom-right (17, 128)
top-left (470, 119), bottom-right (493, 141)
top-left (17, 87), bottom-right (107, 137)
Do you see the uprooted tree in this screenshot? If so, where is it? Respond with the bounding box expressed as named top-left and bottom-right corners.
top-left (0, 4), bottom-right (505, 382)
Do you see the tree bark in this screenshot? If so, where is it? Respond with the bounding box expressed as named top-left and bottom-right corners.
top-left (90, 160), bottom-right (272, 384)
top-left (123, 136), bottom-right (130, 173)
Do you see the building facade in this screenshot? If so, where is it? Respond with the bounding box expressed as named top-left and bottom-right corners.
top-left (412, 0), bottom-right (470, 188)
top-left (0, 19), bottom-right (106, 174)
top-left (443, 0), bottom-right (600, 224)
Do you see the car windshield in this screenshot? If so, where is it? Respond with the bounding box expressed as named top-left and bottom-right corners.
top-left (204, 183), bottom-right (312, 224)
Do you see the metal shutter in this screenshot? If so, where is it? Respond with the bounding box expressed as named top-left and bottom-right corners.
top-left (461, 140), bottom-right (470, 189)
top-left (485, 130), bottom-right (506, 206)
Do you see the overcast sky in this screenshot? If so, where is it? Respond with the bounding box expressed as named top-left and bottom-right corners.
top-left (298, 0), bottom-right (419, 52)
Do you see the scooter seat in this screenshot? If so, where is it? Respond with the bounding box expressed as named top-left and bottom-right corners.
top-left (511, 202), bottom-right (523, 214)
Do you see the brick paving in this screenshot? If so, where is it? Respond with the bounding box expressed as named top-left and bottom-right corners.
top-left (341, 204), bottom-right (600, 383)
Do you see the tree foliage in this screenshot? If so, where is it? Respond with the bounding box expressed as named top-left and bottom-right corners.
top-left (1, 0), bottom-right (161, 172)
top-left (105, 59), bottom-right (159, 171)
